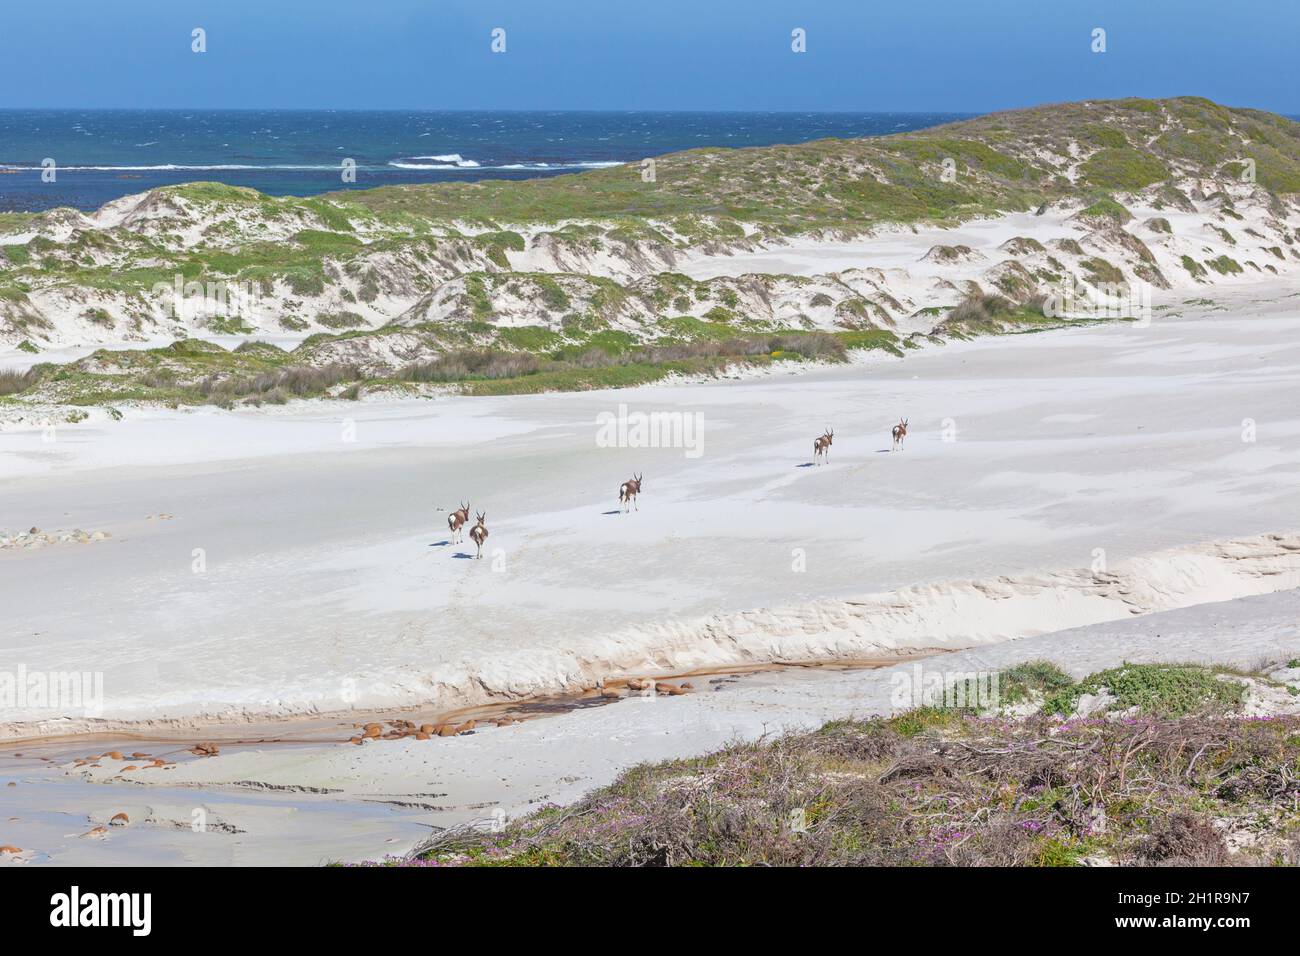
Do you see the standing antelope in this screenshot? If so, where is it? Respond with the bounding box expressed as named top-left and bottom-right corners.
top-left (813, 428), bottom-right (834, 465)
top-left (468, 511), bottom-right (489, 559)
top-left (891, 418), bottom-right (909, 451)
top-left (619, 473), bottom-right (643, 513)
top-left (447, 501), bottom-right (470, 544)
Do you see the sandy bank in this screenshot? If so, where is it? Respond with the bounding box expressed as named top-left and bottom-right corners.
top-left (3, 294), bottom-right (1299, 734)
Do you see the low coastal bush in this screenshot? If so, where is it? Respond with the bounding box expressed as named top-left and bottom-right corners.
top-left (0, 367), bottom-right (37, 396)
top-left (1076, 196), bottom-right (1133, 225)
top-left (995, 659), bottom-right (1074, 706)
top-left (1079, 148), bottom-right (1169, 192)
top-left (399, 350), bottom-right (541, 383)
top-left (1041, 663), bottom-right (1247, 718)
top-left (939, 292), bottom-right (1049, 335)
top-left (393, 331), bottom-right (870, 388)
top-left (359, 662), bottom-right (1296, 868)
top-left (9, 322), bottom-right (912, 408)
top-left (198, 361), bottom-right (361, 404)
top-left (390, 706), bottom-right (1300, 867)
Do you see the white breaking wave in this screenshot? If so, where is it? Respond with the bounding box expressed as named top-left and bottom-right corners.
top-left (498, 160), bottom-right (624, 169)
top-left (387, 162), bottom-right (469, 170)
top-left (407, 153), bottom-right (480, 167)
top-left (388, 158), bottom-right (624, 171)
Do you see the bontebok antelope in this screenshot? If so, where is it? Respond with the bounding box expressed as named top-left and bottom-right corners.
top-left (619, 473), bottom-right (642, 512)
top-left (891, 418), bottom-right (909, 451)
top-left (447, 501), bottom-right (470, 544)
top-left (469, 511), bottom-right (489, 559)
top-left (813, 428), bottom-right (834, 465)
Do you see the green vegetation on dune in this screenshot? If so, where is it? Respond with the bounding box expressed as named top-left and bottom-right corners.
top-left (1206, 254), bottom-right (1244, 275)
top-left (1079, 147), bottom-right (1169, 191)
top-left (1041, 663), bottom-right (1247, 718)
top-left (1076, 196), bottom-right (1133, 224)
top-left (324, 97), bottom-right (1299, 234)
top-left (7, 96), bottom-right (1300, 411)
top-left (13, 325), bottom-right (903, 406)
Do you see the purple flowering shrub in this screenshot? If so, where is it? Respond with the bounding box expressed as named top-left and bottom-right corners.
top-left (387, 708), bottom-right (1300, 867)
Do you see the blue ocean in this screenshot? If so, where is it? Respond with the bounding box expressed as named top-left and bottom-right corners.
top-left (0, 110), bottom-right (970, 212)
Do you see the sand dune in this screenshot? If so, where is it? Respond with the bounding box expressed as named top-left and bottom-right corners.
top-left (2, 288), bottom-right (1298, 737)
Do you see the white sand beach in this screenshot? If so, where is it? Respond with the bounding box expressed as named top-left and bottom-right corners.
top-left (2, 283), bottom-right (1299, 864)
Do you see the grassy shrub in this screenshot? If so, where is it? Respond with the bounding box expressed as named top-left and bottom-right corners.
top-left (198, 362), bottom-right (360, 403)
top-left (0, 367), bottom-right (37, 396)
top-left (942, 293), bottom-right (1020, 332)
top-left (534, 275), bottom-right (571, 312)
top-left (233, 339), bottom-right (287, 356)
top-left (1206, 255), bottom-right (1244, 275)
top-left (399, 350), bottom-right (541, 383)
top-left (1081, 257), bottom-right (1125, 285)
top-left (1076, 197), bottom-right (1133, 224)
top-left (1079, 124), bottom-right (1130, 149)
top-left (81, 307), bottom-right (113, 326)
top-left (316, 311), bottom-right (367, 329)
top-left (996, 660), bottom-right (1075, 707)
top-left (140, 367), bottom-right (178, 389)
top-left (1042, 663), bottom-right (1247, 718)
top-left (1080, 148), bottom-right (1169, 191)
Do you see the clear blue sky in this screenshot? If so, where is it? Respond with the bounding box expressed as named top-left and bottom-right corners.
top-left (2, 0), bottom-right (1295, 113)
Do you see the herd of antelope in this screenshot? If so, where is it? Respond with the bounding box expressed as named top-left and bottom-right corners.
top-left (444, 420), bottom-right (907, 556)
top-left (446, 502), bottom-right (490, 559)
top-left (813, 419), bottom-right (908, 463)
top-left (443, 473), bottom-right (644, 558)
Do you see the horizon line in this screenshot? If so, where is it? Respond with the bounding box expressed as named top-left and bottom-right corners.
top-left (2, 102), bottom-right (1296, 116)
top-left (0, 106), bottom-right (984, 115)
